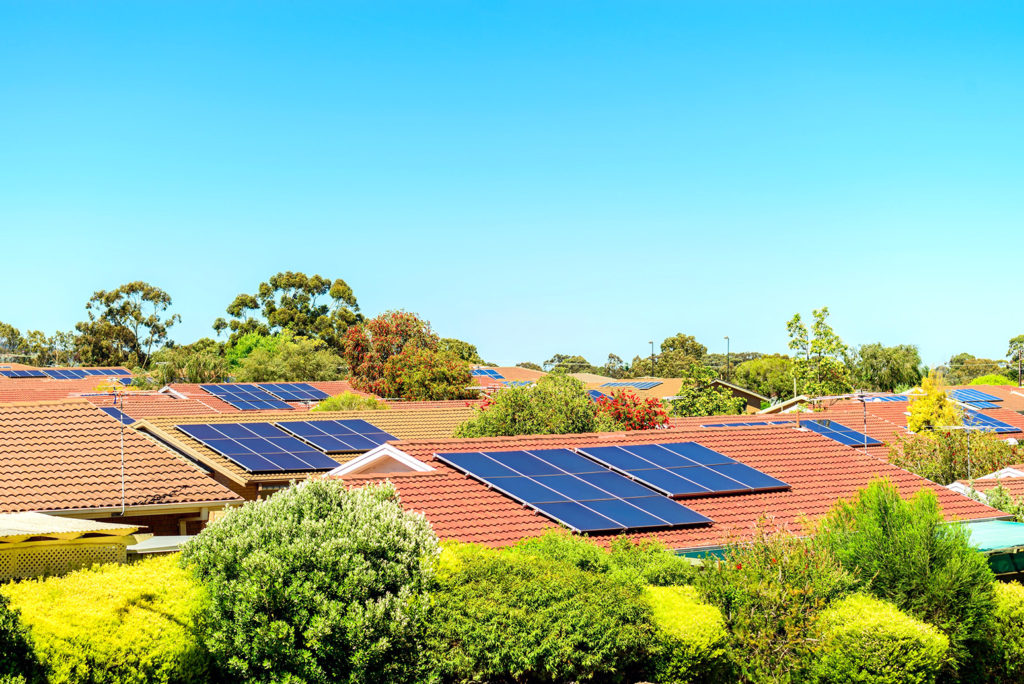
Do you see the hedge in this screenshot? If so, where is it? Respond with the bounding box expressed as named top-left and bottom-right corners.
top-left (0, 554), bottom-right (210, 684)
top-left (809, 594), bottom-right (949, 684)
top-left (984, 581), bottom-right (1024, 681)
top-left (645, 585), bottom-right (731, 683)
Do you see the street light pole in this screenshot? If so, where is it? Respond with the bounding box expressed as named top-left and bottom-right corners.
top-left (724, 336), bottom-right (730, 382)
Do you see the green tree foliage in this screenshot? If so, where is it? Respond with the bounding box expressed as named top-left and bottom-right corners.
top-left (942, 352), bottom-right (1010, 385)
top-left (0, 321), bottom-right (26, 359)
top-left (986, 582), bottom-right (1024, 682)
top-left (971, 374), bottom-right (1016, 386)
top-left (1007, 335), bottom-right (1024, 385)
top-left (181, 480), bottom-right (438, 684)
top-left (342, 311), bottom-right (473, 400)
top-left (815, 479), bottom-right (996, 669)
top-left (150, 338), bottom-right (228, 384)
top-left (516, 361), bottom-right (542, 371)
top-left (601, 353), bottom-right (628, 379)
top-left (972, 482), bottom-right (1024, 522)
top-left (437, 337), bottom-right (484, 363)
top-left (232, 332), bottom-right (344, 382)
top-left (732, 354), bottom-right (794, 400)
top-left (810, 594), bottom-right (949, 684)
top-left (850, 343), bottom-right (924, 392)
top-left (423, 543), bottom-right (658, 683)
top-left (215, 271), bottom-right (360, 351)
top-left (706, 351), bottom-right (763, 379)
top-left (454, 374), bottom-right (600, 437)
top-left (786, 307), bottom-right (852, 397)
top-left (543, 353), bottom-right (596, 374)
top-left (645, 585), bottom-right (732, 683)
top-left (906, 371), bottom-right (961, 433)
top-left (693, 520), bottom-right (856, 683)
top-left (0, 323), bottom-right (76, 366)
top-left (1, 555), bottom-right (209, 684)
top-left (668, 364), bottom-right (746, 417)
top-left (890, 430), bottom-right (1020, 486)
top-left (311, 392), bottom-right (389, 412)
top-left (74, 281), bottom-right (180, 367)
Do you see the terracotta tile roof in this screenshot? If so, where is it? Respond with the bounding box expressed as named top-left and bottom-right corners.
top-left (137, 404), bottom-right (477, 486)
top-left (946, 385), bottom-right (1024, 413)
top-left (0, 376), bottom-right (131, 404)
top-left (332, 425), bottom-right (1000, 550)
top-left (0, 400), bottom-right (241, 514)
top-left (956, 476), bottom-right (1024, 498)
top-left (83, 393), bottom-right (226, 418)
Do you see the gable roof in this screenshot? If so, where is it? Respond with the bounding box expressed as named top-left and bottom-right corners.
top-left (0, 400), bottom-right (241, 515)
top-left (330, 424), bottom-right (1000, 550)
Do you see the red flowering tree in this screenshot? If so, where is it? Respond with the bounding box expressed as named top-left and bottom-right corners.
top-left (595, 390), bottom-right (669, 431)
top-left (342, 311), bottom-right (474, 400)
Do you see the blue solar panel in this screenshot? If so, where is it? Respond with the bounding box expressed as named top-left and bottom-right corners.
top-left (471, 369), bottom-right (506, 379)
top-left (503, 380), bottom-right (534, 387)
top-left (176, 423), bottom-right (341, 472)
top-left (257, 383), bottom-right (330, 401)
top-left (951, 389), bottom-right (1002, 404)
top-left (434, 448), bottom-right (712, 532)
top-left (0, 369), bottom-right (47, 378)
top-left (201, 384), bottom-right (294, 410)
top-left (963, 410), bottom-right (1020, 434)
top-left (99, 407), bottom-right (134, 425)
top-left (275, 419), bottom-right (397, 453)
top-left (576, 442), bottom-right (789, 498)
top-left (87, 368), bottom-right (130, 376)
top-left (701, 421), bottom-right (793, 427)
top-left (863, 394), bottom-right (910, 403)
top-left (599, 381), bottom-right (663, 390)
top-left (43, 369), bottom-right (89, 379)
top-left (800, 420), bottom-right (882, 447)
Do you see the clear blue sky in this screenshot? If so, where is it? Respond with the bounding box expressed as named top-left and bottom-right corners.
top-left (2, 2), bottom-right (1023, 367)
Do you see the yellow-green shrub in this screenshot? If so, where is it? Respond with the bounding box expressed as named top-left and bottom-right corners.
top-left (311, 391), bottom-right (388, 411)
top-left (645, 585), bottom-right (731, 683)
top-left (810, 594), bottom-right (949, 684)
top-left (1, 555), bottom-right (211, 684)
top-left (984, 581), bottom-right (1024, 681)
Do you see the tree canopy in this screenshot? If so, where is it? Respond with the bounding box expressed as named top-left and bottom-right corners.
top-left (849, 343), bottom-right (923, 392)
top-left (668, 364), bottom-right (746, 417)
top-left (74, 281), bottom-right (180, 367)
top-left (732, 354), bottom-right (793, 400)
top-left (786, 307), bottom-right (852, 397)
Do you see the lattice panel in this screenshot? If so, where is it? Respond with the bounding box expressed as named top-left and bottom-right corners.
top-left (0, 543), bottom-right (126, 581)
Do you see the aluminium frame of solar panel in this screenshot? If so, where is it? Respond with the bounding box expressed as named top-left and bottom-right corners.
top-left (435, 447), bottom-right (712, 533)
top-left (176, 422), bottom-right (341, 472)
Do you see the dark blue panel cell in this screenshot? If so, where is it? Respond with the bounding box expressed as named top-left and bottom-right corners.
top-left (626, 497), bottom-right (711, 525)
top-left (100, 407), bottom-right (133, 425)
top-left (485, 476), bottom-right (568, 504)
top-left (578, 446), bottom-right (657, 471)
top-left (527, 449), bottom-right (605, 474)
top-left (215, 423), bottom-right (257, 438)
top-left (336, 434), bottom-right (378, 451)
top-left (237, 437), bottom-right (274, 452)
top-left (242, 423), bottom-right (286, 438)
top-left (669, 466), bottom-right (750, 492)
top-left (575, 471), bottom-right (660, 498)
top-left (436, 452), bottom-right (520, 478)
top-left (231, 453), bottom-right (285, 472)
top-left (619, 444), bottom-right (694, 468)
top-left (484, 451), bottom-right (564, 476)
top-left (583, 499), bottom-right (670, 528)
top-left (362, 432), bottom-right (397, 445)
top-left (532, 501), bottom-right (625, 532)
top-left (337, 419), bottom-right (380, 433)
top-left (276, 421), bottom-right (324, 437)
top-left (532, 474), bottom-right (614, 501)
top-left (292, 451), bottom-right (342, 469)
top-left (660, 442), bottom-right (735, 466)
top-left (627, 469), bottom-right (711, 497)
top-left (710, 463), bottom-right (789, 490)
top-left (261, 451), bottom-right (319, 471)
top-left (176, 424), bottom-right (222, 441)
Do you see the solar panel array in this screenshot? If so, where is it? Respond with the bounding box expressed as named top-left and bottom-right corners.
top-left (257, 383), bottom-right (330, 401)
top-left (863, 395), bottom-right (910, 403)
top-left (800, 420), bottom-right (882, 447)
top-left (701, 421), bottom-right (792, 428)
top-left (100, 407), bottom-right (134, 425)
top-left (471, 369), bottom-right (505, 379)
top-left (435, 448), bottom-right (713, 533)
top-left (578, 443), bottom-right (790, 498)
top-left (88, 368), bottom-right (131, 376)
top-left (200, 384), bottom-right (294, 410)
top-left (503, 380), bottom-right (534, 387)
top-left (0, 370), bottom-right (47, 378)
top-left (950, 388), bottom-right (1003, 409)
top-left (276, 420), bottom-right (397, 453)
top-left (600, 381), bottom-right (664, 390)
top-left (43, 369), bottom-right (90, 379)
top-left (587, 389), bottom-right (609, 402)
top-left (176, 423), bottom-right (341, 472)
top-left (963, 410), bottom-right (1020, 434)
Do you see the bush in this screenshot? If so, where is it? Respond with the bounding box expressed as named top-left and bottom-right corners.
top-left (594, 390), bottom-right (670, 430)
top-left (0, 593), bottom-right (35, 681)
top-left (454, 374), bottom-right (600, 437)
top-left (809, 594), bottom-right (948, 684)
top-left (982, 582), bottom-right (1024, 682)
top-left (692, 520), bottom-right (855, 683)
top-left (646, 585), bottom-right (731, 683)
top-left (815, 479), bottom-right (995, 669)
top-left (889, 431), bottom-right (1021, 486)
top-left (906, 371), bottom-right (961, 433)
top-left (311, 391), bottom-right (389, 412)
top-left (971, 374), bottom-right (1016, 386)
top-left (424, 542), bottom-right (658, 683)
top-left (180, 480), bottom-right (438, 684)
top-left (1, 555), bottom-right (209, 684)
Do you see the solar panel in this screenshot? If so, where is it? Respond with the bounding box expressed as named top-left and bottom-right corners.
top-left (88, 368), bottom-right (130, 376)
top-left (257, 383), bottom-right (330, 402)
top-left (599, 381), bottom-right (663, 390)
top-left (43, 369), bottom-right (90, 379)
top-left (435, 448), bottom-right (712, 533)
top-left (963, 410), bottom-right (1021, 434)
top-left (950, 388), bottom-right (1002, 404)
top-left (503, 380), bottom-right (533, 387)
top-left (100, 407), bottom-right (134, 425)
top-left (275, 419), bottom-right (397, 453)
top-left (863, 395), bottom-right (910, 403)
top-left (200, 384), bottom-right (294, 410)
top-left (0, 369), bottom-right (47, 378)
top-left (587, 389), bottom-right (609, 402)
top-left (176, 423), bottom-right (341, 472)
top-left (471, 369), bottom-right (505, 379)
top-left (576, 442), bottom-right (789, 498)
top-left (800, 420), bottom-right (882, 447)
top-left (701, 421), bottom-right (792, 427)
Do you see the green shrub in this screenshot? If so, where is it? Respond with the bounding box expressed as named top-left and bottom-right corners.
top-left (646, 585), bottom-right (731, 683)
top-left (809, 594), bottom-right (948, 684)
top-left (815, 479), bottom-right (995, 669)
top-left (980, 582), bottom-right (1024, 682)
top-left (181, 480), bottom-right (438, 684)
top-left (693, 520), bottom-right (855, 683)
top-left (0, 592), bottom-right (35, 681)
top-left (970, 374), bottom-right (1016, 386)
top-left (424, 542), bottom-right (658, 683)
top-left (1, 555), bottom-right (209, 684)
top-left (311, 391), bottom-right (389, 412)
top-left (454, 374), bottom-right (601, 437)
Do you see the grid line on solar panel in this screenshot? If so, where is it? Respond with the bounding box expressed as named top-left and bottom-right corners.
top-left (963, 410), bottom-right (1020, 434)
top-left (0, 370), bottom-right (47, 378)
top-left (799, 420), bottom-right (882, 447)
top-left (434, 448), bottom-right (712, 532)
top-left (200, 384), bottom-right (294, 410)
top-left (575, 442), bottom-right (789, 498)
top-left (176, 423), bottom-right (341, 472)
top-left (258, 383), bottom-right (330, 402)
top-left (275, 420), bottom-right (398, 453)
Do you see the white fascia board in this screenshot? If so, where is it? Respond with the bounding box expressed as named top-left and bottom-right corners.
top-left (327, 444), bottom-right (433, 477)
